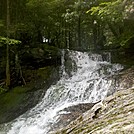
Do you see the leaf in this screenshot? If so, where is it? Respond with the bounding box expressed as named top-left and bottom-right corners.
top-left (0, 36), bottom-right (21, 46)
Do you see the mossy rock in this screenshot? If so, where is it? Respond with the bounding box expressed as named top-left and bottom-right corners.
top-left (22, 66), bottom-right (60, 90)
top-left (0, 86), bottom-right (43, 124)
top-left (0, 65), bottom-right (60, 124)
top-left (0, 88), bottom-right (29, 124)
top-left (21, 44), bottom-right (61, 69)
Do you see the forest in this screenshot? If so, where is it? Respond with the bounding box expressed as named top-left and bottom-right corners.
top-left (0, 0), bottom-right (134, 91)
top-left (0, 1), bottom-right (134, 133)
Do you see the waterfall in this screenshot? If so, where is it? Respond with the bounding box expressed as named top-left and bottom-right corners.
top-left (0, 50), bottom-right (123, 134)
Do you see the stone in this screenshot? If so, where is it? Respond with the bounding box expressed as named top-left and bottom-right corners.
top-left (53, 88), bottom-right (134, 134)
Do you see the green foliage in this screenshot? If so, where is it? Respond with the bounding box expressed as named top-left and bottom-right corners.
top-left (0, 36), bottom-right (21, 46)
top-left (87, 0), bottom-right (122, 23)
top-left (87, 0), bottom-right (134, 48)
top-left (0, 87), bottom-right (7, 94)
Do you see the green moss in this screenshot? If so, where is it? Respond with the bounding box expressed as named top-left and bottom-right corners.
top-left (0, 90), bottom-right (25, 108)
top-left (11, 86), bottom-right (30, 93)
top-left (23, 66), bottom-right (54, 84)
top-left (37, 67), bottom-right (52, 79)
top-left (0, 87), bottom-right (7, 94)
top-left (0, 65), bottom-right (59, 124)
top-left (0, 85), bottom-right (31, 111)
top-left (0, 88), bottom-right (26, 123)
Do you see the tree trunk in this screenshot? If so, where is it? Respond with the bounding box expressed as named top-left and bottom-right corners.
top-left (6, 0), bottom-right (10, 88)
top-left (78, 15), bottom-right (81, 48)
top-left (77, 0), bottom-right (81, 48)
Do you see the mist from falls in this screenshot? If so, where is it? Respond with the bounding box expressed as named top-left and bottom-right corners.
top-left (1, 49), bottom-right (123, 134)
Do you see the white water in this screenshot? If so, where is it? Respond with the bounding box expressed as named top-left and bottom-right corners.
top-left (1, 50), bottom-right (123, 134)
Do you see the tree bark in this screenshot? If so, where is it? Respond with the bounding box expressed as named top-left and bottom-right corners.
top-left (78, 15), bottom-right (81, 48)
top-left (77, 0), bottom-right (81, 48)
top-left (6, 0), bottom-right (10, 88)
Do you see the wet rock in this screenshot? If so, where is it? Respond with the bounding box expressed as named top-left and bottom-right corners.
top-left (51, 103), bottom-right (96, 131)
top-left (50, 67), bottom-right (134, 134)
top-left (107, 66), bottom-right (134, 96)
top-left (118, 67), bottom-right (134, 90)
top-left (53, 88), bottom-right (134, 134)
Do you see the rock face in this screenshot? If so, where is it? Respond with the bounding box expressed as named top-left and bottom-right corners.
top-left (118, 67), bottom-right (134, 90)
top-left (51, 103), bottom-right (96, 131)
top-left (54, 88), bottom-right (134, 134)
top-left (52, 67), bottom-right (134, 134)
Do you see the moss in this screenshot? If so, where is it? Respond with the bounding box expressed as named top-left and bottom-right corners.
top-left (0, 89), bottom-right (25, 108)
top-left (11, 86), bottom-right (30, 93)
top-left (0, 87), bottom-right (7, 94)
top-left (0, 88), bottom-right (26, 123)
top-left (37, 67), bottom-right (52, 79)
top-left (0, 65), bottom-right (60, 124)
top-left (0, 86), bottom-right (30, 104)
top-left (23, 66), bottom-right (55, 84)
top-left (0, 84), bottom-right (43, 124)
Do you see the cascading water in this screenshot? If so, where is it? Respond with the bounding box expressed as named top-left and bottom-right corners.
top-left (0, 50), bottom-right (123, 134)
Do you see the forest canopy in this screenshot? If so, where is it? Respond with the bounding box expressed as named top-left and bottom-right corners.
top-left (0, 0), bottom-right (133, 48)
top-left (0, 0), bottom-right (134, 89)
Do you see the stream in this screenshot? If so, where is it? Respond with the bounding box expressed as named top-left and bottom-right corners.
top-left (0, 49), bottom-right (123, 134)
